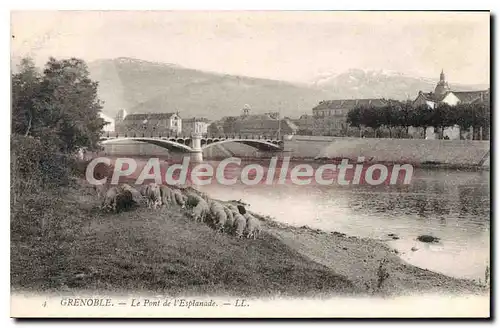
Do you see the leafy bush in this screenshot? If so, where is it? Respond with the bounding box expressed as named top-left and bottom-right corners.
top-left (11, 135), bottom-right (75, 203)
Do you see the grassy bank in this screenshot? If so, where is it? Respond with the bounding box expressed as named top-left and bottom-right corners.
top-left (11, 182), bottom-right (487, 297)
top-left (11, 184), bottom-right (358, 297)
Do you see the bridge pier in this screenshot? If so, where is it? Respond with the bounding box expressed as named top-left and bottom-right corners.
top-left (190, 134), bottom-right (203, 163)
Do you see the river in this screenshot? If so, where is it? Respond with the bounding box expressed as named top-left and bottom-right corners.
top-left (113, 156), bottom-right (490, 281)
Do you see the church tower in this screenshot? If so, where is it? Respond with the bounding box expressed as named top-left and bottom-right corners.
top-left (242, 104), bottom-right (251, 117)
top-left (434, 69), bottom-right (450, 96)
top-left (115, 109), bottom-right (127, 122)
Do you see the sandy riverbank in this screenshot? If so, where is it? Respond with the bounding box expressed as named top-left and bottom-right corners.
top-left (240, 208), bottom-right (488, 297)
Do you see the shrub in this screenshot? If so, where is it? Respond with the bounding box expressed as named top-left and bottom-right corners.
top-left (11, 135), bottom-right (74, 203)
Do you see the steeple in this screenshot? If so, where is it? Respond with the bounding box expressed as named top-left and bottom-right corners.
top-left (115, 109), bottom-right (127, 121)
top-left (242, 104), bottom-right (251, 117)
top-left (440, 69), bottom-right (445, 82)
top-left (435, 69), bottom-right (450, 96)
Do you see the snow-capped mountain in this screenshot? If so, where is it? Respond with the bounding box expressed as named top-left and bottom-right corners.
top-left (310, 68), bottom-right (488, 100)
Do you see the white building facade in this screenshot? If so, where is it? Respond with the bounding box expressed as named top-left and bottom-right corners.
top-left (413, 70), bottom-right (489, 140)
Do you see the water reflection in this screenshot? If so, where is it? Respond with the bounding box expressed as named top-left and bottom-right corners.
top-left (123, 157), bottom-right (490, 280)
top-left (200, 164), bottom-right (490, 280)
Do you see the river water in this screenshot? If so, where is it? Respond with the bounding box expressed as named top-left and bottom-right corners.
top-left (115, 157), bottom-right (490, 281)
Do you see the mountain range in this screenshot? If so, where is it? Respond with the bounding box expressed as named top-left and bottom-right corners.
top-left (85, 58), bottom-right (489, 121)
top-left (309, 68), bottom-right (489, 100)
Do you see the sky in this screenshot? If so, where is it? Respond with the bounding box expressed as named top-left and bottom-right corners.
top-left (10, 11), bottom-right (490, 85)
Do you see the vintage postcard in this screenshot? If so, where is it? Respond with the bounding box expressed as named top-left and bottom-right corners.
top-left (10, 10), bottom-right (491, 318)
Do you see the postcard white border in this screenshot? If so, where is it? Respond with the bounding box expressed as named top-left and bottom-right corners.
top-left (3, 1), bottom-right (497, 327)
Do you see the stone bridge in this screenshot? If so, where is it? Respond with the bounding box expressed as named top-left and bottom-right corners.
top-left (100, 132), bottom-right (284, 161)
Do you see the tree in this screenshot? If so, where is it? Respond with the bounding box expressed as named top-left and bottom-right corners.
top-left (346, 106), bottom-right (361, 129)
top-left (35, 57), bottom-right (106, 152)
top-left (431, 103), bottom-right (454, 139)
top-left (359, 105), bottom-right (383, 137)
top-left (346, 106), bottom-right (361, 128)
top-left (12, 57), bottom-right (106, 153)
top-left (208, 122), bottom-right (223, 135)
top-left (455, 103), bottom-right (474, 138)
top-left (395, 101), bottom-right (417, 137)
top-left (222, 116), bottom-right (239, 134)
top-left (471, 103), bottom-right (490, 140)
top-left (11, 58), bottom-right (42, 136)
top-left (378, 103), bottom-right (399, 138)
top-left (412, 104), bottom-right (434, 138)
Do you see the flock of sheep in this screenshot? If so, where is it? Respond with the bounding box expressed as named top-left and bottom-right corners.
top-left (98, 182), bottom-right (262, 240)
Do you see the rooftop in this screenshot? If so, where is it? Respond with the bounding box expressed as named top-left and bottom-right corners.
top-left (417, 89), bottom-right (490, 104)
top-left (123, 112), bottom-right (179, 121)
top-left (183, 117), bottom-right (210, 123)
top-left (313, 98), bottom-right (389, 111)
top-left (452, 90), bottom-right (490, 103)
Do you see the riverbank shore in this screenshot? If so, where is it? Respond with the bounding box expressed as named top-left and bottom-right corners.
top-left (11, 182), bottom-right (488, 297)
top-left (248, 212), bottom-right (488, 296)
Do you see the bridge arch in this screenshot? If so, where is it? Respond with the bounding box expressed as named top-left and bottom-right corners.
top-left (101, 137), bottom-right (193, 153)
top-left (201, 138), bottom-right (283, 152)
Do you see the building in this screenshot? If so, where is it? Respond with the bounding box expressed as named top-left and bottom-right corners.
top-left (100, 113), bottom-right (115, 132)
top-left (182, 117), bottom-right (210, 136)
top-left (311, 98), bottom-right (388, 136)
top-left (226, 113), bottom-right (298, 137)
top-left (413, 70), bottom-right (490, 140)
top-left (292, 114), bottom-right (314, 134)
top-left (414, 70), bottom-right (489, 108)
top-left (115, 112), bottom-right (182, 135)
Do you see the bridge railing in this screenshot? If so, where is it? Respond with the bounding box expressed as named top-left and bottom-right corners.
top-left (204, 134), bottom-right (281, 140)
top-left (101, 131), bottom-right (283, 141)
top-left (102, 131), bottom-right (198, 139)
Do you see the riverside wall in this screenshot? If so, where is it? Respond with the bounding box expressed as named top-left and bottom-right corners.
top-left (282, 135), bottom-right (490, 168)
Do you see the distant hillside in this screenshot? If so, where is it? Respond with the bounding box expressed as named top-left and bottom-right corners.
top-left (87, 58), bottom-right (489, 121)
top-left (88, 58), bottom-right (335, 120)
top-left (310, 68), bottom-right (489, 100)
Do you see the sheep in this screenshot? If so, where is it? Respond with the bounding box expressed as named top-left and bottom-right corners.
top-left (209, 201), bottom-right (227, 232)
top-left (171, 188), bottom-right (186, 208)
top-left (145, 183), bottom-right (162, 209)
top-left (191, 198), bottom-right (210, 223)
top-left (118, 183), bottom-right (145, 205)
top-left (102, 186), bottom-right (119, 211)
top-left (93, 183), bottom-right (107, 200)
top-left (237, 204), bottom-right (247, 215)
top-left (139, 184), bottom-right (149, 196)
top-left (102, 186), bottom-right (134, 213)
top-left (186, 192), bottom-right (204, 208)
top-left (232, 211), bottom-right (247, 238)
top-left (160, 185), bottom-right (174, 207)
top-left (244, 213), bottom-right (262, 240)
top-left (223, 205), bottom-right (235, 233)
top-left (199, 191), bottom-right (210, 202)
top-left (114, 189), bottom-right (134, 213)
